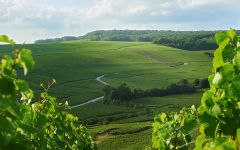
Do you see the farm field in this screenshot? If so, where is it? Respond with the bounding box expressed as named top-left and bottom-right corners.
top-left (0, 41), bottom-right (212, 103)
top-left (0, 41), bottom-right (212, 149)
top-left (89, 122), bottom-right (152, 150)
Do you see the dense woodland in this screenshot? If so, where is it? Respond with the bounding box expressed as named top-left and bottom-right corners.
top-left (35, 30), bottom-right (222, 50)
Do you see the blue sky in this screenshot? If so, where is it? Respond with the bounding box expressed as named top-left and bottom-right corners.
top-left (1, 0), bottom-right (240, 43)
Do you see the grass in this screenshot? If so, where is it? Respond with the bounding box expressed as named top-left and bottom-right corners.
top-left (133, 92), bottom-right (203, 112)
top-left (0, 41), bottom-right (211, 149)
top-left (70, 102), bottom-right (136, 119)
top-left (111, 115), bottom-right (153, 124)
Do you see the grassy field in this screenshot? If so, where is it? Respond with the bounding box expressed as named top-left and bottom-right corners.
top-left (0, 41), bottom-right (211, 104)
top-left (88, 122), bottom-right (152, 150)
top-left (133, 92), bottom-right (203, 112)
top-left (0, 41), bottom-right (212, 149)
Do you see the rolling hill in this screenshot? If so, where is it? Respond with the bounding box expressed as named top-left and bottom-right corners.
top-left (0, 41), bottom-right (212, 149)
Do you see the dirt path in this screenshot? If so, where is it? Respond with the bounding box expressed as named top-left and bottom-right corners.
top-left (96, 75), bottom-right (109, 85)
top-left (70, 75), bottom-right (108, 108)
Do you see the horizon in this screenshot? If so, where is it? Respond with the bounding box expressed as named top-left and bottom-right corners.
top-left (34, 29), bottom-right (236, 43)
top-left (1, 0), bottom-right (240, 43)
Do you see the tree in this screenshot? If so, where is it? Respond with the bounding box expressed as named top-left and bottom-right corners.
top-left (199, 78), bottom-right (209, 88)
top-left (111, 83), bottom-right (133, 101)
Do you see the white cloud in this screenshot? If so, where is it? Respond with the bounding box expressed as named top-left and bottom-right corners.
top-left (129, 4), bottom-right (149, 14)
top-left (0, 0), bottom-right (239, 43)
top-left (177, 0), bottom-right (234, 9)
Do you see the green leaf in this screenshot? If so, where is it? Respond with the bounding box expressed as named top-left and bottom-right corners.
top-left (227, 29), bottom-right (237, 41)
top-left (160, 113), bottom-right (166, 122)
top-left (229, 75), bottom-right (240, 100)
top-left (212, 72), bottom-right (222, 86)
top-left (200, 91), bottom-right (214, 108)
top-left (0, 78), bottom-right (15, 95)
top-left (19, 49), bottom-right (35, 75)
top-left (15, 80), bottom-right (29, 92)
top-left (221, 63), bottom-right (234, 81)
top-left (215, 32), bottom-right (229, 46)
top-left (220, 117), bottom-right (239, 136)
top-left (233, 51), bottom-right (240, 68)
top-left (214, 137), bottom-right (236, 150)
top-left (194, 134), bottom-right (207, 150)
top-left (213, 47), bottom-right (224, 71)
top-left (222, 44), bottom-right (235, 61)
top-left (237, 128), bottom-right (240, 148)
top-left (200, 116), bottom-right (218, 138)
top-left (211, 104), bottom-right (221, 118)
top-left (0, 35), bottom-right (15, 45)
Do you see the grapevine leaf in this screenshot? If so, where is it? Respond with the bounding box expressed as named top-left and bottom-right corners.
top-left (211, 104), bottom-right (221, 118)
top-left (0, 35), bottom-right (15, 45)
top-left (214, 137), bottom-right (236, 150)
top-left (229, 76), bottom-right (240, 100)
top-left (194, 134), bottom-right (207, 150)
top-left (233, 51), bottom-right (240, 68)
top-left (220, 117), bottom-right (239, 136)
top-left (215, 32), bottom-right (229, 46)
top-left (212, 72), bottom-right (222, 86)
top-left (15, 80), bottom-right (29, 92)
top-left (200, 91), bottom-right (214, 108)
top-left (227, 29), bottom-right (237, 41)
top-left (19, 49), bottom-right (35, 75)
top-left (237, 128), bottom-right (240, 148)
top-left (199, 112), bottom-right (218, 138)
top-left (221, 63), bottom-right (234, 81)
top-left (160, 113), bottom-right (166, 122)
top-left (213, 47), bottom-right (224, 71)
top-left (222, 44), bottom-right (235, 61)
top-left (0, 78), bottom-right (15, 95)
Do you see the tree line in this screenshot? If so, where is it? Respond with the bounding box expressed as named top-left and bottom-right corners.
top-left (34, 30), bottom-right (229, 50)
top-left (103, 78), bottom-right (209, 103)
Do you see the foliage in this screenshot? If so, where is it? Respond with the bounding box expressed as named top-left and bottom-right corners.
top-left (35, 36), bottom-right (80, 44)
top-left (152, 106), bottom-right (199, 149)
top-left (0, 35), bottom-right (96, 149)
top-left (152, 29), bottom-right (240, 149)
top-left (196, 29), bottom-right (240, 149)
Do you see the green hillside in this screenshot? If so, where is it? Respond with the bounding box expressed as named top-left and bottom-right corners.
top-left (0, 41), bottom-right (212, 149)
top-left (7, 41), bottom-right (211, 103)
top-left (35, 30), bottom-right (219, 50)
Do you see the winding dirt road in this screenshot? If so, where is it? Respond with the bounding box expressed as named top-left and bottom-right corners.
top-left (70, 75), bottom-right (108, 108)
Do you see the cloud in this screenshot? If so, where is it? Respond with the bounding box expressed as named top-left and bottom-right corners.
top-left (0, 0), bottom-right (239, 43)
top-left (176, 0), bottom-right (233, 9)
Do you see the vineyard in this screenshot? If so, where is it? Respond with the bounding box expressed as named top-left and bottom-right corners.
top-left (0, 29), bottom-right (239, 149)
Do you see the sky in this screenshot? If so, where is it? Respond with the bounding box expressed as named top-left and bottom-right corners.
top-left (1, 0), bottom-right (240, 43)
